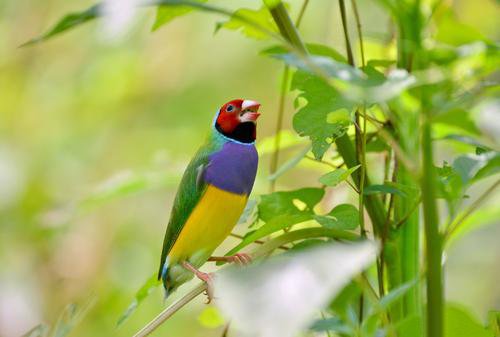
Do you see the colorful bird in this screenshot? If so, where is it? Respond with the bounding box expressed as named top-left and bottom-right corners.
top-left (158, 99), bottom-right (261, 301)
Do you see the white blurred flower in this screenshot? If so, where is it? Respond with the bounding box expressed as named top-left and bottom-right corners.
top-left (100, 0), bottom-right (145, 40)
top-left (214, 241), bottom-right (378, 337)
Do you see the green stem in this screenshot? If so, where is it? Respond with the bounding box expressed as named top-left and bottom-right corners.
top-left (421, 118), bottom-right (443, 337)
top-left (269, 0), bottom-right (310, 192)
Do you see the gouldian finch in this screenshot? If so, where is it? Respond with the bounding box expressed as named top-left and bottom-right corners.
top-left (158, 99), bottom-right (261, 300)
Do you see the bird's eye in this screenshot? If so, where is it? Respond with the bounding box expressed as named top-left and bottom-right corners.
top-left (226, 105), bottom-right (234, 112)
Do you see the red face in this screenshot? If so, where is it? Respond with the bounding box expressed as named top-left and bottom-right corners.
top-left (216, 99), bottom-right (261, 134)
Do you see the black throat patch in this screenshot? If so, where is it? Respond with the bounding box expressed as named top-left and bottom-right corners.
top-left (216, 122), bottom-right (256, 143)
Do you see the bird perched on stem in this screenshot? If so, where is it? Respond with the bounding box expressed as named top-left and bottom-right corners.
top-left (158, 99), bottom-right (261, 302)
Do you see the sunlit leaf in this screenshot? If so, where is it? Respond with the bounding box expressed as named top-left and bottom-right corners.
top-left (435, 11), bottom-right (488, 47)
top-left (439, 134), bottom-right (493, 154)
top-left (198, 306), bottom-right (225, 328)
top-left (152, 0), bottom-right (207, 31)
top-left (488, 311), bottom-right (500, 336)
top-left (291, 70), bottom-right (354, 159)
top-left (117, 273), bottom-right (161, 326)
top-left (258, 187), bottom-right (325, 221)
top-left (394, 314), bottom-right (424, 337)
top-left (319, 165), bottom-right (360, 187)
top-left (215, 6), bottom-right (277, 40)
top-left (433, 109), bottom-right (481, 135)
top-left (315, 204), bottom-right (359, 230)
top-left (215, 241), bottom-right (378, 337)
top-left (445, 303), bottom-right (493, 337)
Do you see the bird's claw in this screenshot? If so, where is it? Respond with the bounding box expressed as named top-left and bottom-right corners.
top-left (197, 272), bottom-right (215, 304)
top-left (227, 253), bottom-right (252, 266)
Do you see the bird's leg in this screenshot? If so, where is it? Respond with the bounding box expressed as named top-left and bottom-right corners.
top-left (181, 261), bottom-right (214, 303)
top-left (208, 253), bottom-right (253, 265)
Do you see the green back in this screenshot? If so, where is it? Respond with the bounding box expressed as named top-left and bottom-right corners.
top-left (157, 130), bottom-right (225, 279)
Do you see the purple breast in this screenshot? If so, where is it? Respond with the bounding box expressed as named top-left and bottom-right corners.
top-left (204, 142), bottom-right (258, 195)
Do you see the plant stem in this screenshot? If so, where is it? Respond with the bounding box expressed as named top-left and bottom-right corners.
top-left (133, 283), bottom-right (206, 337)
top-left (338, 0), bottom-right (355, 66)
top-left (269, 67), bottom-right (290, 192)
top-left (445, 178), bottom-right (500, 242)
top-left (269, 0), bottom-right (310, 192)
top-left (421, 116), bottom-right (443, 337)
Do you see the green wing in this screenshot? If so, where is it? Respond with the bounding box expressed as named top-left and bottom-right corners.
top-left (157, 138), bottom-right (219, 279)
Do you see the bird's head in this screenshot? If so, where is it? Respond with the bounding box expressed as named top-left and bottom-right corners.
top-left (215, 99), bottom-right (261, 144)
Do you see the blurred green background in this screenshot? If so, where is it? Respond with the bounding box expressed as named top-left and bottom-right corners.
top-left (0, 0), bottom-right (498, 336)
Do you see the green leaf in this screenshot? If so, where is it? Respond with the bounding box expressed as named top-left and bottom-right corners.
top-left (394, 315), bottom-right (424, 337)
top-left (488, 311), bottom-right (500, 336)
top-left (52, 298), bottom-right (96, 337)
top-left (258, 187), bottom-right (325, 221)
top-left (22, 324), bottom-right (49, 337)
top-left (315, 204), bottom-right (359, 230)
top-left (378, 279), bottom-right (417, 310)
top-left (153, 0), bottom-right (208, 31)
top-left (198, 306), bottom-right (225, 328)
top-left (445, 303), bottom-right (493, 337)
top-left (363, 183), bottom-right (407, 197)
top-left (439, 134), bottom-right (493, 153)
top-left (319, 165), bottom-right (360, 187)
top-left (117, 273), bottom-right (161, 326)
top-left (291, 70), bottom-right (354, 159)
top-left (269, 145), bottom-right (311, 181)
top-left (434, 109), bottom-right (481, 135)
top-left (276, 53), bottom-right (416, 103)
top-left (225, 213), bottom-right (312, 257)
top-left (447, 206), bottom-right (500, 245)
top-left (436, 163), bottom-right (464, 216)
top-left (261, 43), bottom-right (347, 63)
top-left (453, 152), bottom-right (500, 185)
top-left (309, 317), bottom-right (354, 334)
top-left (22, 4), bottom-right (100, 46)
top-left (214, 6), bottom-right (277, 40)
top-left (436, 11), bottom-right (488, 47)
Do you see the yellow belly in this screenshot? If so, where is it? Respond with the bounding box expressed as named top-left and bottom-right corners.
top-left (168, 184), bottom-right (247, 264)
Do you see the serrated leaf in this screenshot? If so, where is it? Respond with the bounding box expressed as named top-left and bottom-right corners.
top-left (315, 204), bottom-right (359, 230)
top-left (445, 303), bottom-right (493, 337)
top-left (117, 273), bottom-right (161, 326)
top-left (291, 70), bottom-right (354, 159)
top-left (259, 187), bottom-right (325, 221)
top-left (22, 4), bottom-right (100, 46)
top-left (152, 0), bottom-right (208, 31)
top-left (319, 165), bottom-right (360, 187)
top-left (214, 6), bottom-right (277, 40)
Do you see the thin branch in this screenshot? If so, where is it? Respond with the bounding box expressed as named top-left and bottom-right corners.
top-left (229, 232), bottom-right (290, 251)
top-left (444, 179), bottom-right (500, 241)
top-left (338, 0), bottom-right (355, 66)
top-left (305, 155), bottom-right (343, 169)
top-left (133, 283), bottom-right (206, 337)
top-left (351, 0), bottom-right (366, 67)
top-left (269, 0), bottom-right (310, 192)
top-left (395, 195), bottom-right (422, 229)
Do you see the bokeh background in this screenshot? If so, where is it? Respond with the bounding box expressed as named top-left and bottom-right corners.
top-left (0, 0), bottom-right (499, 336)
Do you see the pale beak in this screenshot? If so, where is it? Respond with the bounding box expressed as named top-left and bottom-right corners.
top-left (240, 100), bottom-right (261, 122)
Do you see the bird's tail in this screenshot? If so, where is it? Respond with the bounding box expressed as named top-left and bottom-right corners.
top-left (160, 259), bottom-right (176, 299)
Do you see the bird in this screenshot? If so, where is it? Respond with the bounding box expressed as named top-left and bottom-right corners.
top-left (158, 99), bottom-right (261, 301)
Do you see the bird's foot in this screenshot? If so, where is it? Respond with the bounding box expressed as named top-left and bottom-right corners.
top-left (208, 253), bottom-right (253, 266)
top-left (181, 261), bottom-right (215, 303)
